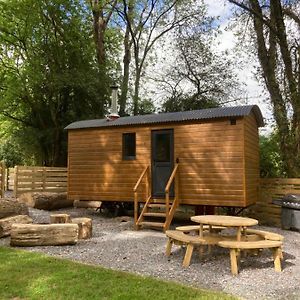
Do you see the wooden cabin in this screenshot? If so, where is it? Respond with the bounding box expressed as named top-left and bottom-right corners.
top-left (65, 105), bottom-right (264, 230)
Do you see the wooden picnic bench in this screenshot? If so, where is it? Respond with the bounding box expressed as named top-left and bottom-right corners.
top-left (166, 230), bottom-right (238, 267)
top-left (175, 225), bottom-right (226, 234)
top-left (166, 230), bottom-right (206, 267)
top-left (218, 240), bottom-right (283, 275)
top-left (245, 228), bottom-right (284, 241)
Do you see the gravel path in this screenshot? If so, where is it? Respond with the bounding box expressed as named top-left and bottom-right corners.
top-left (1, 207), bottom-right (300, 300)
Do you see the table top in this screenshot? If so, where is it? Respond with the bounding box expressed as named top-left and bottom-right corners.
top-left (190, 215), bottom-right (258, 227)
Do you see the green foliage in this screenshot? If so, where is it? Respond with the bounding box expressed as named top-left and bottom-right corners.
top-left (0, 247), bottom-right (236, 300)
top-left (162, 94), bottom-right (219, 113)
top-left (0, 0), bottom-right (120, 166)
top-left (259, 132), bottom-right (286, 178)
top-left (0, 140), bottom-right (24, 167)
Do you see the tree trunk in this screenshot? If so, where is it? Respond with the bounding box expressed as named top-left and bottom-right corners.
top-left (119, 26), bottom-right (131, 116)
top-left (10, 223), bottom-right (78, 246)
top-left (119, 0), bottom-right (134, 116)
top-left (92, 4), bottom-right (106, 66)
top-left (133, 68), bottom-right (141, 115)
top-left (18, 192), bottom-right (73, 210)
top-left (0, 215), bottom-right (32, 238)
top-left (72, 218), bottom-right (92, 239)
top-left (249, 0), bottom-right (300, 176)
top-left (0, 199), bottom-right (29, 219)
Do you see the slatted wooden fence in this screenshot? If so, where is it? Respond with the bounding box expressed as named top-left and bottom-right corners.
top-left (0, 161), bottom-right (5, 198)
top-left (13, 166), bottom-right (67, 197)
top-left (244, 178), bottom-right (300, 226)
top-left (5, 168), bottom-right (14, 191)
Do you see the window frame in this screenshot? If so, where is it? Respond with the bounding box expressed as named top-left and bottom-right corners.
top-left (122, 132), bottom-right (136, 160)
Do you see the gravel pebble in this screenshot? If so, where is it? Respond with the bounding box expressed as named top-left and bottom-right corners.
top-left (1, 207), bottom-right (299, 300)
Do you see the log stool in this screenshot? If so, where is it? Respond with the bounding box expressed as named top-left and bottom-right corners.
top-left (72, 218), bottom-right (92, 239)
top-left (50, 214), bottom-right (71, 224)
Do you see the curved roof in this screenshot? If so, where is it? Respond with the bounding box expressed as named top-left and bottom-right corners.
top-left (65, 105), bottom-right (264, 130)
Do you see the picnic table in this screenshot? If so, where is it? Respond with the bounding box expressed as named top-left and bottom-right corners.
top-left (166, 215), bottom-right (283, 274)
top-left (190, 215), bottom-right (258, 242)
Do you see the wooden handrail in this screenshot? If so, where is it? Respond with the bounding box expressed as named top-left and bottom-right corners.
top-left (133, 165), bottom-right (149, 192)
top-left (165, 163), bottom-right (179, 193)
top-left (134, 165), bottom-right (150, 227)
top-left (164, 163), bottom-right (179, 230)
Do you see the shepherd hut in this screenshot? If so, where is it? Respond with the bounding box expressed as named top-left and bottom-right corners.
top-left (65, 104), bottom-right (264, 230)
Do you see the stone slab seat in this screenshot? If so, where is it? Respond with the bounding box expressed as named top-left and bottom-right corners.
top-left (165, 230), bottom-right (206, 267)
top-left (245, 228), bottom-right (284, 241)
top-left (218, 240), bottom-right (283, 275)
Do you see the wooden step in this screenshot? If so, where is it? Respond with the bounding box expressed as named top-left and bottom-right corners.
top-left (143, 212), bottom-right (167, 218)
top-left (140, 221), bottom-right (165, 228)
top-left (152, 198), bottom-right (174, 203)
top-left (147, 204), bottom-right (168, 209)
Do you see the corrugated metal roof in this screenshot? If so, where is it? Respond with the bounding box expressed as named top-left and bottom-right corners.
top-left (65, 105), bottom-right (264, 130)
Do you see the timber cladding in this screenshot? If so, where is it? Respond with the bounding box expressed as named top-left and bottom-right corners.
top-left (67, 113), bottom-right (260, 207)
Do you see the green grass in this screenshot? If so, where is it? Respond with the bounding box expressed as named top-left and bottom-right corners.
top-left (0, 247), bottom-right (236, 300)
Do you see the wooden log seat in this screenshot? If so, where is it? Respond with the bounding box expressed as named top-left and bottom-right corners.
top-left (73, 200), bottom-right (102, 209)
top-left (0, 215), bottom-right (32, 238)
top-left (218, 240), bottom-right (283, 275)
top-left (0, 199), bottom-right (29, 219)
top-left (175, 225), bottom-right (226, 234)
top-left (72, 218), bottom-right (92, 239)
top-left (245, 229), bottom-right (284, 241)
top-left (50, 214), bottom-right (71, 224)
top-left (10, 223), bottom-right (79, 246)
top-left (18, 192), bottom-right (73, 210)
top-left (166, 230), bottom-right (206, 267)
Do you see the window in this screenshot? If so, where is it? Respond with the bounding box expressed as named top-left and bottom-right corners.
top-left (123, 133), bottom-right (136, 160)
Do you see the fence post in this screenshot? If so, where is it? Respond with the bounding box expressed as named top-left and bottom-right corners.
top-left (42, 167), bottom-right (46, 192)
top-left (0, 161), bottom-right (5, 198)
top-left (13, 166), bottom-right (19, 198)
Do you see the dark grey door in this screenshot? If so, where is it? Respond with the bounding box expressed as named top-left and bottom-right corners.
top-left (151, 129), bottom-right (174, 198)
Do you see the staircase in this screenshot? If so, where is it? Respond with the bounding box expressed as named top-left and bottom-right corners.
top-left (133, 164), bottom-right (179, 232)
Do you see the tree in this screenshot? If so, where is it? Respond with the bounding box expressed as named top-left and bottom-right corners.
top-left (0, 0), bottom-right (118, 166)
top-left (89, 0), bottom-right (118, 66)
top-left (259, 132), bottom-right (285, 178)
top-left (120, 0), bottom-right (200, 115)
top-left (155, 3), bottom-right (241, 112)
top-left (229, 0), bottom-right (300, 177)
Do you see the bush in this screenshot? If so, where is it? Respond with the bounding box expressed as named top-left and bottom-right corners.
top-left (259, 132), bottom-right (286, 178)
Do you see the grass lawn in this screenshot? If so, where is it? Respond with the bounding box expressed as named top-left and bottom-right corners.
top-left (0, 247), bottom-right (237, 300)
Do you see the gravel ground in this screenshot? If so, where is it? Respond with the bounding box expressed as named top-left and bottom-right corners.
top-left (1, 207), bottom-right (300, 300)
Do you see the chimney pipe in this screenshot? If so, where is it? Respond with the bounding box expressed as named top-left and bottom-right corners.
top-left (108, 85), bottom-right (120, 121)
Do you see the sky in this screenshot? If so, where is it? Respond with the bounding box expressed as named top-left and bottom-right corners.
top-left (204, 0), bottom-right (272, 134)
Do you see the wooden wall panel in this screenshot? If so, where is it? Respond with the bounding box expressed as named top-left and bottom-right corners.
top-left (243, 113), bottom-right (260, 206)
top-left (68, 126), bottom-right (149, 201)
top-left (67, 118), bottom-right (251, 207)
